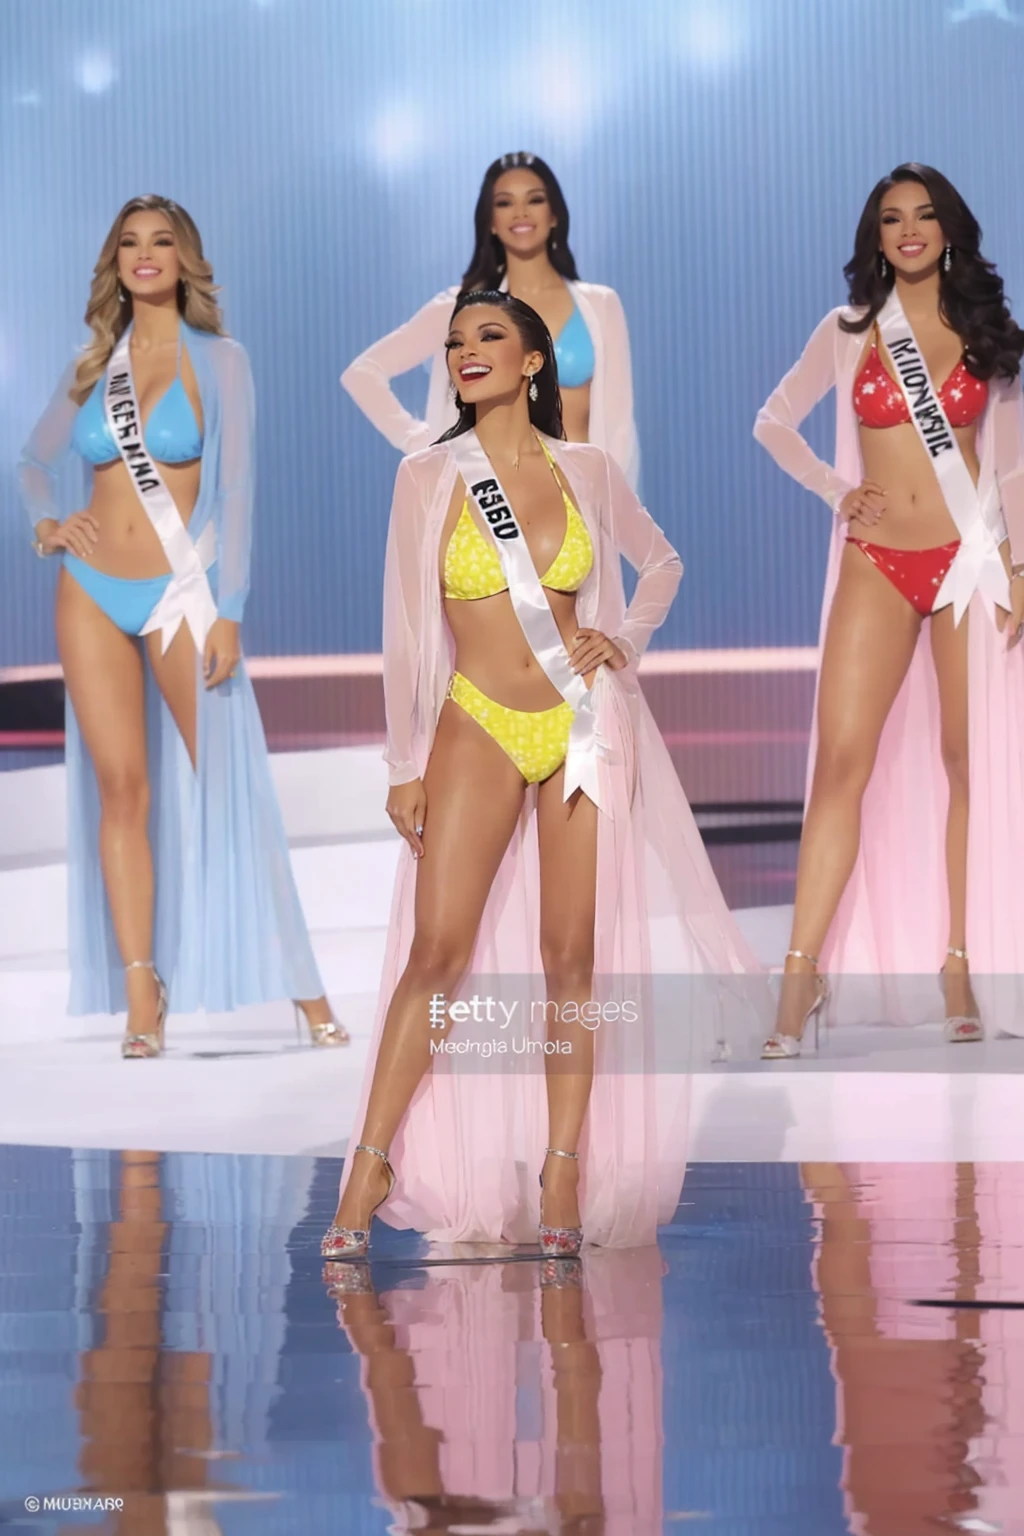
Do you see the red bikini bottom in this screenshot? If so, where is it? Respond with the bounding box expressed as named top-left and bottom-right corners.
top-left (848, 537), bottom-right (961, 617)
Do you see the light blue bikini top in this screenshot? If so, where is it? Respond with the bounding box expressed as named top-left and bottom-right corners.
top-left (553, 302), bottom-right (595, 389)
top-left (71, 332), bottom-right (203, 467)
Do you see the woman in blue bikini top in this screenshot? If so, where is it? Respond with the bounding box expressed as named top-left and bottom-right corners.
top-left (17, 195), bottom-right (344, 1057)
top-left (341, 151), bottom-right (640, 488)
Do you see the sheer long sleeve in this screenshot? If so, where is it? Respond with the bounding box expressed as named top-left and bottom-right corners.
top-left (17, 358), bottom-right (80, 531)
top-left (212, 339), bottom-right (256, 624)
top-left (753, 309), bottom-right (854, 509)
top-left (992, 373), bottom-right (1024, 560)
top-left (341, 290), bottom-right (455, 455)
top-left (382, 458), bottom-right (425, 785)
top-left (600, 287), bottom-right (640, 490)
top-left (606, 453), bottom-right (682, 666)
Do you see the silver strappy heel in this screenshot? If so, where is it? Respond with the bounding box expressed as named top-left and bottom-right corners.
top-left (539, 1148), bottom-right (583, 1256)
top-left (121, 961), bottom-right (168, 1060)
top-left (941, 946), bottom-right (983, 1043)
top-left (321, 1143), bottom-right (395, 1259)
top-left (294, 1002), bottom-right (350, 1047)
top-left (761, 949), bottom-right (831, 1060)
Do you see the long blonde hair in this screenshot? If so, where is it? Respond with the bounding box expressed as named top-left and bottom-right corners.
top-left (71, 195), bottom-right (225, 404)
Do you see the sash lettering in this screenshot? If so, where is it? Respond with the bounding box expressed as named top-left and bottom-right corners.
top-left (876, 291), bottom-right (1010, 623)
top-left (885, 339), bottom-right (955, 458)
top-left (104, 330), bottom-right (218, 653)
top-left (470, 478), bottom-right (520, 540)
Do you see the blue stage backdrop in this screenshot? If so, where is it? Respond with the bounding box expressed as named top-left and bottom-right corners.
top-left (3, 0), bottom-right (1024, 665)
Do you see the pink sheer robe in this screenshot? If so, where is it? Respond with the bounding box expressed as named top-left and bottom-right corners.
top-left (340, 281), bottom-right (641, 487)
top-left (341, 438), bottom-right (765, 1248)
top-left (755, 307), bottom-right (1024, 1031)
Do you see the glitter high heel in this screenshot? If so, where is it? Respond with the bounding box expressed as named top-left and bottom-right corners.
top-left (321, 1143), bottom-right (395, 1259)
top-left (761, 950), bottom-right (830, 1060)
top-left (294, 1002), bottom-right (350, 1047)
top-left (539, 1147), bottom-right (583, 1257)
top-left (941, 947), bottom-right (983, 1043)
top-left (121, 961), bottom-right (168, 1060)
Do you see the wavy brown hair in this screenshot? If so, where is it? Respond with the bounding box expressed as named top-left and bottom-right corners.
top-left (840, 163), bottom-right (1024, 381)
top-left (70, 195), bottom-right (224, 404)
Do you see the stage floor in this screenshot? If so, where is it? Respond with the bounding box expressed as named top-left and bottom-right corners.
top-left (1, 1147), bottom-right (1022, 1535)
top-left (1, 748), bottom-right (1024, 1165)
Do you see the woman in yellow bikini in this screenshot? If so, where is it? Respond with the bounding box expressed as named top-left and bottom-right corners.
top-left (323, 291), bottom-right (760, 1262)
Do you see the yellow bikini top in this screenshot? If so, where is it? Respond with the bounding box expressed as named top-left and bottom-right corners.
top-left (443, 443), bottom-right (594, 601)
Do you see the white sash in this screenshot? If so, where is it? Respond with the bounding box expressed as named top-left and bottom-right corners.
top-left (877, 290), bottom-right (1009, 624)
top-left (450, 432), bottom-right (607, 812)
top-left (105, 329), bottom-right (219, 653)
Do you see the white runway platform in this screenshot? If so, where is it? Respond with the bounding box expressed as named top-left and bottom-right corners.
top-left (1, 746), bottom-right (1023, 1165)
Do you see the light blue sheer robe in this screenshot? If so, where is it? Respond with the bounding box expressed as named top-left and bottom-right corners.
top-left (17, 325), bottom-right (324, 1014)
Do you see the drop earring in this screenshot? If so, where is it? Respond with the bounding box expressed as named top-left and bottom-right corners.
top-left (528, 374), bottom-right (539, 402)
top-left (879, 253), bottom-right (888, 280)
top-left (118, 283), bottom-right (128, 305)
top-left (944, 245), bottom-right (952, 273)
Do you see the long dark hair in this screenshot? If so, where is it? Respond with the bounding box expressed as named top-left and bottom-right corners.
top-left (436, 291), bottom-right (565, 444)
top-left (458, 152), bottom-right (580, 296)
top-left (841, 162), bottom-right (1024, 380)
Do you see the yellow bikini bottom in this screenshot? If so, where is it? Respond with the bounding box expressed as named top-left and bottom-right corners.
top-left (446, 672), bottom-right (574, 784)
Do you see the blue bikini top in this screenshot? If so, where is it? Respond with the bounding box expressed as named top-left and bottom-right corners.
top-left (553, 302), bottom-right (595, 389)
top-left (71, 332), bottom-right (203, 467)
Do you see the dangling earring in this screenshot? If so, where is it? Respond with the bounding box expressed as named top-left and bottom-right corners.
top-left (550, 233), bottom-right (558, 252)
top-left (879, 253), bottom-right (888, 280)
top-left (528, 374), bottom-right (539, 402)
top-left (118, 283), bottom-right (128, 305)
top-left (944, 245), bottom-right (953, 273)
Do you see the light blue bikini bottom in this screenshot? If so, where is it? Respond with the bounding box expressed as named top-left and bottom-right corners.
top-left (63, 555), bottom-right (217, 637)
top-left (63, 554), bottom-right (172, 635)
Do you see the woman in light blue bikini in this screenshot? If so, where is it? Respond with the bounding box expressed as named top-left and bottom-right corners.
top-left (18, 195), bottom-right (348, 1058)
top-left (341, 151), bottom-right (640, 487)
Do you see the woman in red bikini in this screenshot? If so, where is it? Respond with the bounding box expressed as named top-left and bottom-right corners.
top-left (755, 163), bottom-right (1024, 1054)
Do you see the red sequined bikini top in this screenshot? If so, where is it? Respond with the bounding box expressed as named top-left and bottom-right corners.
top-left (853, 342), bottom-right (988, 430)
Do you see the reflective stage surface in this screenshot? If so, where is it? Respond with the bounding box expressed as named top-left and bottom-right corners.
top-left (1, 1150), bottom-right (1023, 1534)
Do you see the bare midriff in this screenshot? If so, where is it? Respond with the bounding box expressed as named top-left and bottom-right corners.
top-left (84, 455), bottom-right (200, 580)
top-left (856, 340), bottom-right (978, 550)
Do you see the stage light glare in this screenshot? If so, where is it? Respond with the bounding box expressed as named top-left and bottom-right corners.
top-left (528, 49), bottom-right (602, 147)
top-left (74, 50), bottom-right (116, 95)
top-left (948, 0), bottom-right (1019, 21)
top-left (368, 100), bottom-right (428, 173)
top-left (680, 6), bottom-right (749, 69)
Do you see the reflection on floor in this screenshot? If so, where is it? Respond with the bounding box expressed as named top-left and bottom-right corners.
top-left (2, 1149), bottom-right (1022, 1534)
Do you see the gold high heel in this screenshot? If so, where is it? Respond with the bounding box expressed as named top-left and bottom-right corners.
top-left (761, 949), bottom-right (830, 1060)
top-left (538, 1148), bottom-right (583, 1257)
top-left (121, 961), bottom-right (168, 1060)
top-left (294, 1001), bottom-right (350, 1047)
top-left (321, 1142), bottom-right (395, 1259)
top-left (941, 946), bottom-right (983, 1043)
